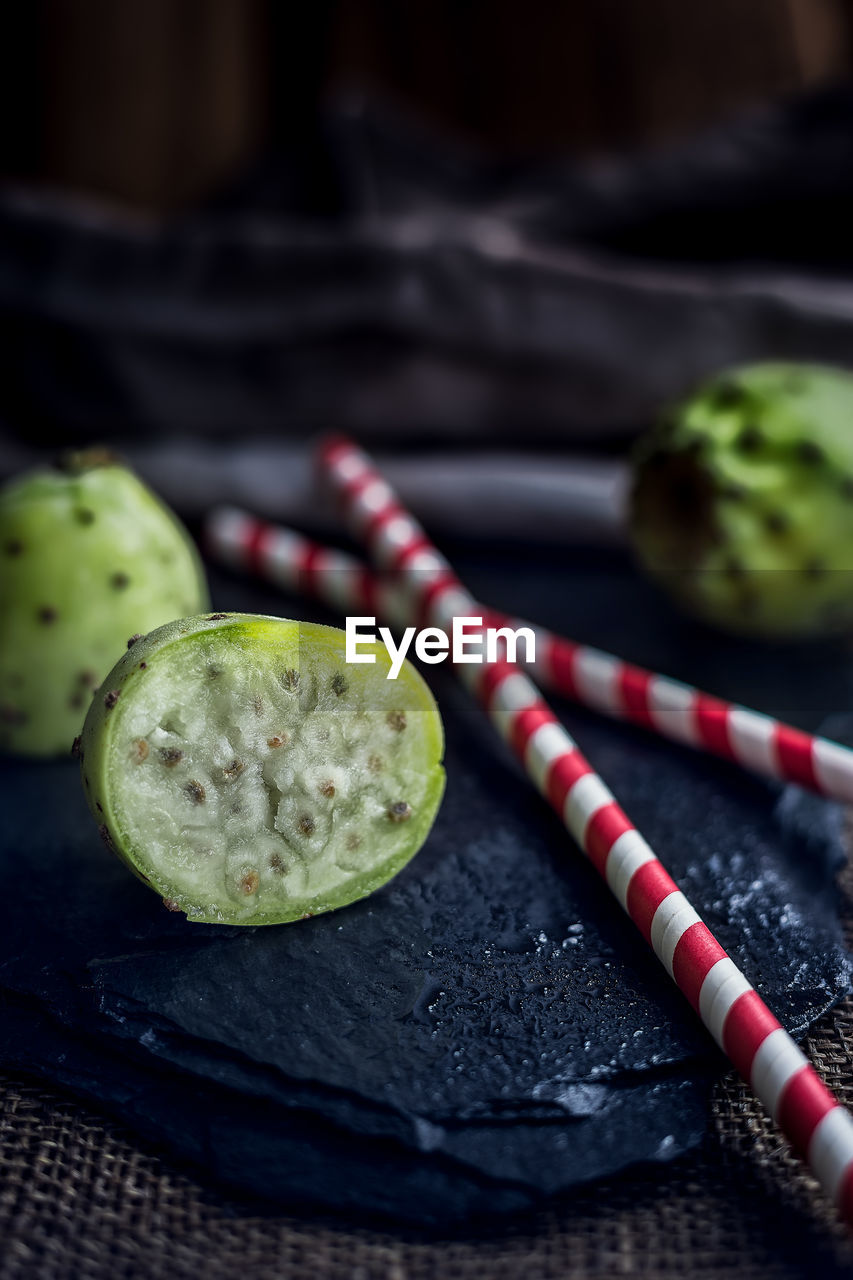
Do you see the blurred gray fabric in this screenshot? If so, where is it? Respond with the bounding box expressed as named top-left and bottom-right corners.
top-left (0, 441), bottom-right (631, 545)
top-left (2, 90), bottom-right (853, 457)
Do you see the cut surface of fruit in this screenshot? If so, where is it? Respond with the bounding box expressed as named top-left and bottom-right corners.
top-left (80, 614), bottom-right (445, 924)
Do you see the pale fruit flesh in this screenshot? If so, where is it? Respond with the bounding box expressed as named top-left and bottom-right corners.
top-left (80, 614), bottom-right (445, 925)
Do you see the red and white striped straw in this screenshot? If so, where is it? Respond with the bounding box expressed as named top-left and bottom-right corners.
top-left (206, 505), bottom-right (853, 807)
top-left (309, 433), bottom-right (853, 1226)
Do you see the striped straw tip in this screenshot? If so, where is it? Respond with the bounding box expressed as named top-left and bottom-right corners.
top-left (316, 433), bottom-right (355, 464)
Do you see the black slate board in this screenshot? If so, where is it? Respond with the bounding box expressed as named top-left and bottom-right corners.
top-left (0, 554), bottom-right (850, 1223)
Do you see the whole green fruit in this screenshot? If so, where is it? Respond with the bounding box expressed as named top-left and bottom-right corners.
top-left (79, 613), bottom-right (446, 924)
top-left (0, 453), bottom-right (208, 756)
top-left (630, 363), bottom-right (853, 639)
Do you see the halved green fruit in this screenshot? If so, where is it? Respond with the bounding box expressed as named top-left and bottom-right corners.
top-left (79, 613), bottom-right (445, 924)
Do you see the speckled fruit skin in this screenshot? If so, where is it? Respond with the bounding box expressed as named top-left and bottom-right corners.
top-left (630, 362), bottom-right (853, 639)
top-left (78, 613), bottom-right (446, 926)
top-left (0, 457), bottom-right (208, 756)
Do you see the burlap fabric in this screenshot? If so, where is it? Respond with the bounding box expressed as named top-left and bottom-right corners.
top-left (2, 873), bottom-right (853, 1279)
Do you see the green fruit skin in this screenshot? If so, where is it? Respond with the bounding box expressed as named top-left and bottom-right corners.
top-left (0, 462), bottom-right (208, 756)
top-left (79, 613), bottom-right (446, 926)
top-left (630, 362), bottom-right (853, 639)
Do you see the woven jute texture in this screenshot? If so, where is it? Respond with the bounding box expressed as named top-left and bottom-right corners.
top-left (2, 876), bottom-right (853, 1279)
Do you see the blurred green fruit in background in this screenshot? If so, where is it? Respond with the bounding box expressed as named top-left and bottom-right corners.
top-left (630, 363), bottom-right (853, 639)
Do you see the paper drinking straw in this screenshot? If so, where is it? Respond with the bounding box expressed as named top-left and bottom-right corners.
top-left (206, 505), bottom-right (853, 806)
top-left (312, 433), bottom-right (853, 1227)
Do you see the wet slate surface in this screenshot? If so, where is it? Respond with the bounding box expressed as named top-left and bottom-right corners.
top-left (0, 557), bottom-right (850, 1223)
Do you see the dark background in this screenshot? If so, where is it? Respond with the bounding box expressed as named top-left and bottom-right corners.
top-left (5, 2), bottom-right (853, 470)
top-left (3, 1), bottom-right (853, 211)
